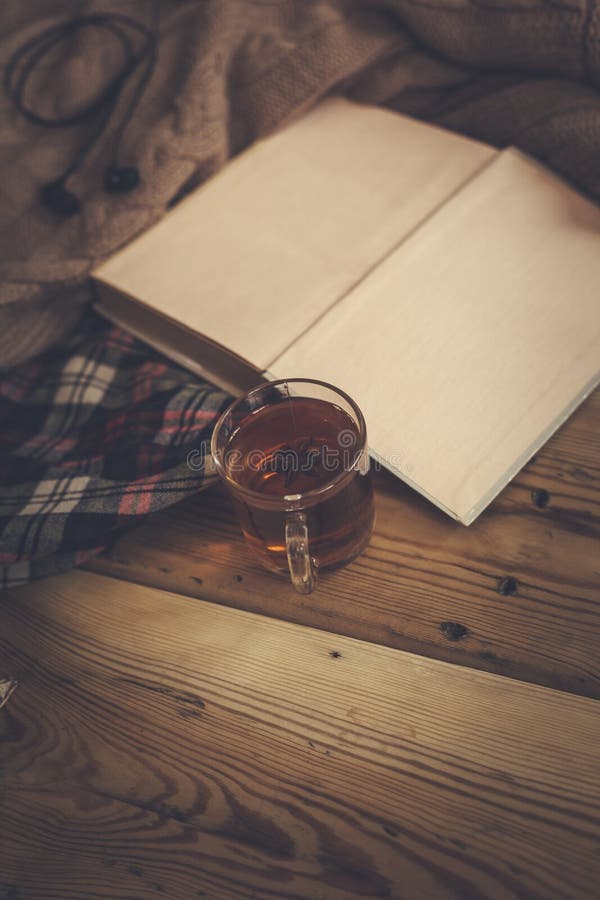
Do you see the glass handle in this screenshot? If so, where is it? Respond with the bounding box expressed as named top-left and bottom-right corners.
top-left (285, 512), bottom-right (316, 594)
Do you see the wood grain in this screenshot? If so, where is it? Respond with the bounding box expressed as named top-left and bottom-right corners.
top-left (2, 569), bottom-right (600, 900)
top-left (88, 388), bottom-right (600, 698)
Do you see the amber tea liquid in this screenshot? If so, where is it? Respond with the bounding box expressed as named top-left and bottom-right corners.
top-left (224, 396), bottom-right (374, 572)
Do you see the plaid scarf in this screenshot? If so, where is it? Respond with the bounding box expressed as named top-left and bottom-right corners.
top-left (0, 309), bottom-right (231, 589)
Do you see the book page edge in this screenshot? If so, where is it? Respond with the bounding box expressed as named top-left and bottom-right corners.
top-left (459, 369), bottom-right (600, 525)
top-left (94, 283), bottom-right (264, 397)
top-left (372, 371), bottom-right (600, 526)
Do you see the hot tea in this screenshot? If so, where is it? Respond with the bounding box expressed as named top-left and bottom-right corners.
top-left (223, 395), bottom-right (374, 573)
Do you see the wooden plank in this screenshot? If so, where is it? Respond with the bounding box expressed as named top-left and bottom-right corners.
top-left (1, 569), bottom-right (599, 900)
top-left (88, 388), bottom-right (600, 699)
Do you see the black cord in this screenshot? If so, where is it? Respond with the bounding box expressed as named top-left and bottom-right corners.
top-left (4, 4), bottom-right (159, 212)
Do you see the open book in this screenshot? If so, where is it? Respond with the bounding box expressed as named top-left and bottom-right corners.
top-left (93, 98), bottom-right (600, 524)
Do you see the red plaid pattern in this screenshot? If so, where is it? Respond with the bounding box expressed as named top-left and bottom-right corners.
top-left (0, 310), bottom-right (232, 588)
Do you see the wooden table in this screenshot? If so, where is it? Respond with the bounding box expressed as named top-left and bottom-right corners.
top-left (1, 389), bottom-right (599, 899)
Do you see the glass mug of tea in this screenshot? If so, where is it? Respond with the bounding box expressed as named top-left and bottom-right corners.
top-left (211, 379), bottom-right (375, 593)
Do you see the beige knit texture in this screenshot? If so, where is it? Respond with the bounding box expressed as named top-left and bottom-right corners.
top-left (1, 0), bottom-right (599, 369)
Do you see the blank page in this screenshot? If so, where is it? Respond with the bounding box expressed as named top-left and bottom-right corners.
top-left (270, 150), bottom-right (600, 523)
top-left (94, 98), bottom-right (494, 369)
